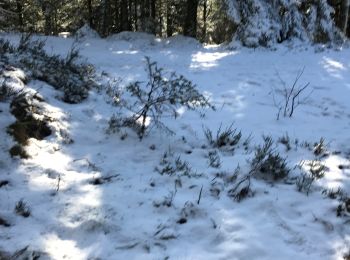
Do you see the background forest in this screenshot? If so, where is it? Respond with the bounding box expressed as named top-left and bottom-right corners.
top-left (0, 0), bottom-right (349, 46)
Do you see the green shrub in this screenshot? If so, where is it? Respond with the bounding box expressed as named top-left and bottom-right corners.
top-left (251, 136), bottom-right (290, 180)
top-left (204, 123), bottom-right (242, 149)
top-left (1, 35), bottom-right (95, 104)
top-left (120, 57), bottom-right (213, 139)
top-left (296, 160), bottom-right (326, 195)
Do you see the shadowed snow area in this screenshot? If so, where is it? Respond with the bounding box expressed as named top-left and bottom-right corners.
top-left (0, 34), bottom-right (350, 260)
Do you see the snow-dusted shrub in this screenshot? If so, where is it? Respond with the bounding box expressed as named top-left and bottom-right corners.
top-left (228, 0), bottom-right (345, 47)
top-left (0, 66), bottom-right (27, 102)
top-left (296, 159), bottom-right (326, 195)
top-left (227, 175), bottom-right (253, 202)
top-left (313, 137), bottom-right (326, 156)
top-left (0, 83), bottom-right (24, 102)
top-left (155, 151), bottom-right (193, 177)
top-left (0, 38), bottom-right (15, 53)
top-left (119, 57), bottom-right (213, 139)
top-left (153, 192), bottom-right (175, 208)
top-left (251, 136), bottom-right (290, 180)
top-left (322, 187), bottom-right (347, 200)
top-left (1, 35), bottom-right (95, 103)
top-left (207, 150), bottom-right (221, 168)
top-left (106, 113), bottom-right (141, 136)
top-left (336, 197), bottom-right (350, 217)
top-left (278, 133), bottom-right (292, 151)
top-left (204, 123), bottom-right (241, 149)
top-left (14, 199), bottom-right (30, 218)
top-left (272, 68), bottom-right (310, 120)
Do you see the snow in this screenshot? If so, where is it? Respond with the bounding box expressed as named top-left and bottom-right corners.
top-left (1, 33), bottom-right (350, 259)
top-left (227, 0), bottom-right (346, 47)
top-left (75, 24), bottom-right (100, 40)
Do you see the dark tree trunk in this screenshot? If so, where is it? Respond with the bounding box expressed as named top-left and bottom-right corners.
top-left (87, 0), bottom-right (93, 27)
top-left (102, 0), bottom-right (111, 36)
top-left (16, 0), bottom-right (23, 30)
top-left (121, 0), bottom-right (129, 31)
top-left (128, 0), bottom-right (133, 30)
top-left (151, 0), bottom-right (156, 20)
top-left (341, 0), bottom-right (349, 34)
top-left (166, 0), bottom-right (173, 37)
top-left (114, 0), bottom-right (120, 32)
top-left (42, 2), bottom-right (52, 35)
top-left (183, 0), bottom-right (198, 38)
top-left (202, 0), bottom-right (207, 41)
top-left (134, 0), bottom-right (138, 30)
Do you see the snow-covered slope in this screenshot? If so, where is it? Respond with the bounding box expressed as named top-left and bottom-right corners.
top-left (0, 34), bottom-right (350, 259)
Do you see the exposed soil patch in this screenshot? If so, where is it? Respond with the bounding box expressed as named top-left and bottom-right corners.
top-left (6, 92), bottom-right (52, 158)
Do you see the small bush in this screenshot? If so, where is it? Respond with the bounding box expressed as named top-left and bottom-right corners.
top-left (204, 123), bottom-right (242, 149)
top-left (0, 80), bottom-right (26, 103)
top-left (296, 160), bottom-right (326, 195)
top-left (153, 192), bottom-right (175, 208)
top-left (14, 199), bottom-right (31, 218)
top-left (313, 138), bottom-right (326, 156)
top-left (119, 57), bottom-right (213, 139)
top-left (0, 64), bottom-right (27, 102)
top-left (1, 35), bottom-right (95, 104)
top-left (278, 133), bottom-right (291, 151)
top-left (336, 198), bottom-right (350, 217)
top-left (207, 150), bottom-right (221, 168)
top-left (271, 68), bottom-right (311, 120)
top-left (104, 77), bottom-right (123, 106)
top-left (227, 176), bottom-right (253, 202)
top-left (106, 114), bottom-right (135, 134)
top-left (322, 187), bottom-right (347, 200)
top-left (251, 136), bottom-right (290, 180)
top-left (155, 151), bottom-right (193, 177)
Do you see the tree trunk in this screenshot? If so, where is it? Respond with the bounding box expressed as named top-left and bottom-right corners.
top-left (151, 0), bottom-right (156, 33)
top-left (102, 0), bottom-right (111, 36)
top-left (134, 0), bottom-right (138, 30)
top-left (121, 0), bottom-right (129, 31)
top-left (183, 0), bottom-right (199, 38)
top-left (341, 0), bottom-right (350, 35)
top-left (42, 2), bottom-right (52, 35)
top-left (16, 0), bottom-right (23, 30)
top-left (202, 0), bottom-right (207, 42)
top-left (166, 0), bottom-right (173, 37)
top-left (87, 0), bottom-right (93, 27)
top-left (151, 0), bottom-right (156, 20)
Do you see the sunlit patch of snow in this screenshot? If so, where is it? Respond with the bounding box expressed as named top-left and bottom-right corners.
top-left (323, 58), bottom-right (346, 70)
top-left (112, 50), bottom-right (139, 55)
top-left (321, 57), bottom-right (347, 79)
top-left (43, 233), bottom-right (90, 260)
top-left (31, 150), bottom-right (71, 171)
top-left (176, 106), bottom-right (186, 117)
top-left (190, 51), bottom-right (237, 70)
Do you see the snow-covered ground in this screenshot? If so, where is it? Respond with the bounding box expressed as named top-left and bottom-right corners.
top-left (1, 33), bottom-right (350, 259)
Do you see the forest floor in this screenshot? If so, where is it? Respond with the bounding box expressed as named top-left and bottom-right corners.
top-left (1, 33), bottom-right (350, 260)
